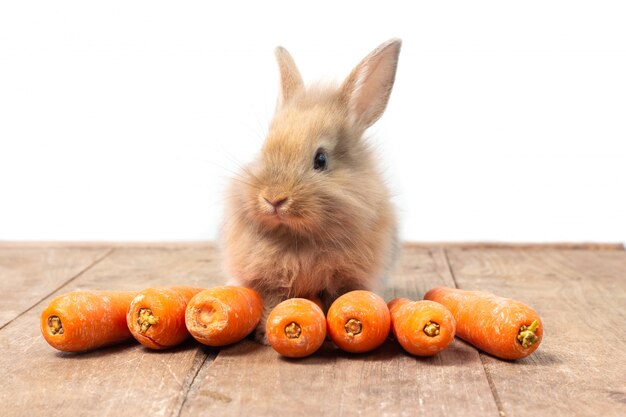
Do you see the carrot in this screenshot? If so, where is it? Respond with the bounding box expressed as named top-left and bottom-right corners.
top-left (40, 290), bottom-right (136, 352)
top-left (424, 287), bottom-right (543, 360)
top-left (388, 298), bottom-right (456, 356)
top-left (127, 286), bottom-right (203, 350)
top-left (185, 286), bottom-right (263, 346)
top-left (326, 290), bottom-right (390, 353)
top-left (266, 298), bottom-right (326, 358)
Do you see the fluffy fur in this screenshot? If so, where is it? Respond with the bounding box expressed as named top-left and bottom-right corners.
top-left (220, 39), bottom-right (402, 343)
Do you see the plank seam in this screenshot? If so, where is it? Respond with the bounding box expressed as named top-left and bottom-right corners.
top-left (172, 349), bottom-right (217, 417)
top-left (0, 247), bottom-right (115, 332)
top-left (442, 248), bottom-right (460, 289)
top-left (443, 248), bottom-right (506, 417)
top-left (479, 354), bottom-right (506, 417)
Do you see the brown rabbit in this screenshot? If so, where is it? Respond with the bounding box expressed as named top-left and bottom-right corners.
top-left (221, 39), bottom-right (401, 344)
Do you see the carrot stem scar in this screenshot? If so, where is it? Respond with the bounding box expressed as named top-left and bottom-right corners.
top-left (48, 316), bottom-right (64, 335)
top-left (284, 322), bottom-right (302, 339)
top-left (198, 305), bottom-right (215, 327)
top-left (344, 318), bottom-right (363, 337)
top-left (423, 321), bottom-right (440, 337)
top-left (517, 320), bottom-right (539, 348)
top-left (137, 308), bottom-right (159, 333)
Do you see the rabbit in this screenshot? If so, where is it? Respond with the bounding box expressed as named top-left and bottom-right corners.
top-left (220, 38), bottom-right (402, 344)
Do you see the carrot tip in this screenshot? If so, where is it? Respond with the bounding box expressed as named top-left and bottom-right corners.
top-left (138, 308), bottom-right (160, 333)
top-left (517, 320), bottom-right (540, 348)
top-left (284, 322), bottom-right (302, 339)
top-left (344, 318), bottom-right (362, 338)
top-left (423, 321), bottom-right (440, 337)
top-left (47, 316), bottom-right (64, 335)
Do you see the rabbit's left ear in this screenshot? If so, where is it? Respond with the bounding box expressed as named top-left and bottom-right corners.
top-left (275, 46), bottom-right (304, 107)
top-left (341, 39), bottom-right (402, 130)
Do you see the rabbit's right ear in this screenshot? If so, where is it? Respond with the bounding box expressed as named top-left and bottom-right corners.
top-left (275, 46), bottom-right (304, 107)
top-left (341, 39), bottom-right (402, 131)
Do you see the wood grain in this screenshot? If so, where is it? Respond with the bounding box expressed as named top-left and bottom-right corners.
top-left (0, 247), bottom-right (111, 328)
top-left (179, 247), bottom-right (501, 417)
top-left (0, 246), bottom-right (226, 417)
top-left (2, 241), bottom-right (622, 250)
top-left (1, 243), bottom-right (625, 417)
top-left (401, 242), bottom-right (625, 251)
top-left (446, 249), bottom-right (626, 417)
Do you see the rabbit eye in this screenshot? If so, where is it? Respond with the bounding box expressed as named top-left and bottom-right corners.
top-left (313, 151), bottom-right (327, 171)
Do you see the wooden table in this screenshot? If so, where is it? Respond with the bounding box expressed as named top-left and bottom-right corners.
top-left (1, 242), bottom-right (625, 417)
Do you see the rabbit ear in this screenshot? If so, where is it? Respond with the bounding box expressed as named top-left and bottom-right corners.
top-left (341, 39), bottom-right (402, 130)
top-left (275, 46), bottom-right (304, 107)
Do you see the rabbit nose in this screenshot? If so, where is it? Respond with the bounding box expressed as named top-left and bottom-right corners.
top-left (264, 196), bottom-right (288, 209)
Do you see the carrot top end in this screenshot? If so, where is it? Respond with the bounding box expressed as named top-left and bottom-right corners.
top-left (47, 316), bottom-right (64, 335)
top-left (284, 322), bottom-right (302, 339)
top-left (137, 308), bottom-right (160, 334)
top-left (517, 320), bottom-right (540, 348)
top-left (344, 318), bottom-right (362, 338)
top-left (423, 321), bottom-right (440, 337)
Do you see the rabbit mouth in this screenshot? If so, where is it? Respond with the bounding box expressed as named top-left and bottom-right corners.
top-left (261, 208), bottom-right (294, 225)
top-left (266, 208), bottom-right (287, 221)
top-left (258, 207), bottom-right (310, 232)
top-left (256, 193), bottom-right (316, 233)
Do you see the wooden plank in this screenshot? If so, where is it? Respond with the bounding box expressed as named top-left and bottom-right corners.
top-left (179, 247), bottom-right (501, 417)
top-left (0, 245), bottom-right (226, 417)
top-left (404, 242), bottom-right (625, 251)
top-left (6, 243), bottom-right (621, 417)
top-left (0, 246), bottom-right (112, 328)
top-left (446, 249), bottom-right (626, 417)
top-left (0, 241), bottom-right (215, 249)
top-left (2, 241), bottom-right (623, 251)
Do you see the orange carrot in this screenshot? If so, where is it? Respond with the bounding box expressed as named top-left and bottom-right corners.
top-left (266, 298), bottom-right (326, 358)
top-left (185, 286), bottom-right (263, 346)
top-left (127, 286), bottom-right (203, 350)
top-left (40, 290), bottom-right (136, 352)
top-left (388, 298), bottom-right (456, 356)
top-left (424, 287), bottom-right (543, 360)
top-left (326, 290), bottom-right (390, 353)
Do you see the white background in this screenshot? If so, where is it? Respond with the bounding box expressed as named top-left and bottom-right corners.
top-left (1, 1), bottom-right (625, 243)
